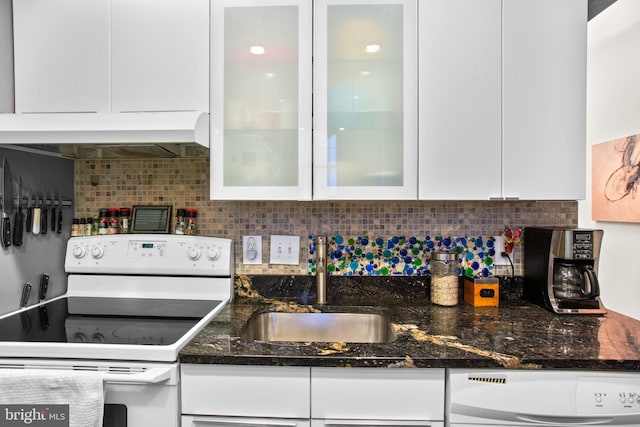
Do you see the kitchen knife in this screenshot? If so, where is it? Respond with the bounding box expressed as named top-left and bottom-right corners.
top-left (20, 282), bottom-right (31, 307)
top-left (56, 193), bottom-right (62, 234)
top-left (20, 312), bottom-right (32, 333)
top-left (41, 191), bottom-right (48, 235)
top-left (25, 190), bottom-right (33, 234)
top-left (50, 196), bottom-right (56, 233)
top-left (39, 273), bottom-right (49, 301)
top-left (32, 193), bottom-right (41, 235)
top-left (12, 175), bottom-right (24, 247)
top-left (1, 156), bottom-right (12, 248)
top-left (38, 306), bottom-right (49, 331)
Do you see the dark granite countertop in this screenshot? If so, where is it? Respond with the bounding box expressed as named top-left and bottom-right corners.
top-left (179, 275), bottom-right (640, 370)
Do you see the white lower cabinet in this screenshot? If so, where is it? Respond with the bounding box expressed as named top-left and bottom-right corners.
top-left (181, 365), bottom-right (445, 427)
top-left (311, 367), bottom-right (445, 427)
top-left (181, 364), bottom-right (310, 425)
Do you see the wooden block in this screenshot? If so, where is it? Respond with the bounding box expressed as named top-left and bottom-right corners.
top-left (464, 277), bottom-right (499, 307)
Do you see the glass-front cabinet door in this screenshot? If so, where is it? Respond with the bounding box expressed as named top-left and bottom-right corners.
top-left (210, 0), bottom-right (312, 200)
top-left (313, 0), bottom-right (417, 200)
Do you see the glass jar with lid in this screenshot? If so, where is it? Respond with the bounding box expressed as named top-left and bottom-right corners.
top-left (430, 250), bottom-right (459, 306)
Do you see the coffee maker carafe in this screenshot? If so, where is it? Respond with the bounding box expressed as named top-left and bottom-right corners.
top-left (524, 227), bottom-right (606, 314)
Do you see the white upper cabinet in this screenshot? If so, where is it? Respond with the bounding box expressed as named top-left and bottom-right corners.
top-left (13, 0), bottom-right (110, 113)
top-left (419, 0), bottom-right (586, 200)
top-left (210, 0), bottom-right (312, 200)
top-left (418, 0), bottom-right (502, 200)
top-left (13, 0), bottom-right (209, 115)
top-left (502, 0), bottom-right (586, 200)
top-left (111, 0), bottom-right (209, 113)
top-left (313, 0), bottom-right (418, 200)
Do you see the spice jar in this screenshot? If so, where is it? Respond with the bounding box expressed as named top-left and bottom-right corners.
top-left (175, 209), bottom-right (186, 235)
top-left (91, 216), bottom-right (99, 236)
top-left (185, 209), bottom-right (197, 235)
top-left (71, 218), bottom-right (80, 237)
top-left (119, 208), bottom-right (131, 234)
top-left (98, 208), bottom-right (109, 235)
top-left (83, 217), bottom-right (92, 236)
top-left (430, 250), bottom-right (459, 306)
top-left (107, 208), bottom-right (120, 234)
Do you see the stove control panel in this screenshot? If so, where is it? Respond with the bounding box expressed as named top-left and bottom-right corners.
top-left (66, 234), bottom-right (233, 276)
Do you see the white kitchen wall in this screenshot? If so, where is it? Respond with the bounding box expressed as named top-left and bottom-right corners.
top-left (581, 0), bottom-right (640, 319)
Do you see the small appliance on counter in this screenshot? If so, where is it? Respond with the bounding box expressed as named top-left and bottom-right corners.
top-left (524, 227), bottom-right (606, 314)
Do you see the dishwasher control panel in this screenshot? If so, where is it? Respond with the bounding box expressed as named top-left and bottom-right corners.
top-left (577, 376), bottom-right (640, 413)
top-left (448, 370), bottom-right (640, 424)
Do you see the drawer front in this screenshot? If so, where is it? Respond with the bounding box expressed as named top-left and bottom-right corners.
top-left (183, 416), bottom-right (311, 427)
top-left (311, 368), bottom-right (445, 421)
top-left (181, 365), bottom-right (310, 418)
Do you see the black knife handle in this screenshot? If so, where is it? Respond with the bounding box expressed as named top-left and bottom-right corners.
top-left (39, 273), bottom-right (49, 301)
top-left (13, 209), bottom-right (23, 246)
top-left (56, 208), bottom-right (62, 234)
top-left (41, 207), bottom-right (47, 234)
top-left (26, 207), bottom-right (33, 234)
top-left (50, 207), bottom-right (56, 232)
top-left (2, 217), bottom-right (11, 248)
top-left (20, 282), bottom-right (31, 307)
top-left (58, 206), bottom-right (62, 234)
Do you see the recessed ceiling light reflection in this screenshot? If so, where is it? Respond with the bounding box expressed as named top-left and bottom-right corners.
top-left (365, 44), bottom-right (380, 53)
top-left (250, 45), bottom-right (265, 55)
top-left (339, 127), bottom-right (345, 131)
top-left (360, 71), bottom-right (371, 76)
top-left (265, 73), bottom-right (275, 79)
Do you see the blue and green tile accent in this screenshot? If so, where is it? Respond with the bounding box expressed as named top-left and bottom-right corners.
top-left (308, 235), bottom-right (499, 278)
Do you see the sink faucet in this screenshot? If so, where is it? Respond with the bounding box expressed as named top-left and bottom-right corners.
top-left (316, 236), bottom-right (327, 304)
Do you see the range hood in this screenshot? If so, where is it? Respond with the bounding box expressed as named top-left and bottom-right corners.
top-left (0, 111), bottom-right (210, 159)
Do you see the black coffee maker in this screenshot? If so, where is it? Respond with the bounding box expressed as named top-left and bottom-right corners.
top-left (524, 227), bottom-right (606, 314)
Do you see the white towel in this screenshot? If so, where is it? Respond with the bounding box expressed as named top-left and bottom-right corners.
top-left (0, 369), bottom-right (105, 427)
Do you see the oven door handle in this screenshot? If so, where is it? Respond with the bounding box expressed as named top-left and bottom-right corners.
top-left (103, 367), bottom-right (172, 385)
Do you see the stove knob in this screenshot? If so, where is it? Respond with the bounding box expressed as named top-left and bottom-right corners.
top-left (188, 247), bottom-right (202, 260)
top-left (91, 245), bottom-right (105, 259)
top-left (92, 333), bottom-right (105, 343)
top-left (74, 333), bottom-right (87, 343)
top-left (72, 246), bottom-right (87, 258)
top-left (207, 247), bottom-right (220, 261)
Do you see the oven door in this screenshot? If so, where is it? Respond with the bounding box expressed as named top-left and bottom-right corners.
top-left (0, 359), bottom-right (180, 427)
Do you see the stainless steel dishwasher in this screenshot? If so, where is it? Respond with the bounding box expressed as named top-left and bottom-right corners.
top-left (447, 369), bottom-right (640, 426)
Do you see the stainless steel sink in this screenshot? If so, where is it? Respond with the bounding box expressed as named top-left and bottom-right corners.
top-left (240, 311), bottom-right (397, 343)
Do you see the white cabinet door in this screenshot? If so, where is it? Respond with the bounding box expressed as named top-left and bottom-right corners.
top-left (502, 0), bottom-right (587, 200)
top-left (210, 0), bottom-right (312, 200)
top-left (418, 0), bottom-right (502, 200)
top-left (12, 0), bottom-right (110, 113)
top-left (181, 364), bottom-right (311, 419)
top-left (111, 0), bottom-right (209, 113)
top-left (313, 0), bottom-right (418, 200)
top-left (311, 367), bottom-right (445, 421)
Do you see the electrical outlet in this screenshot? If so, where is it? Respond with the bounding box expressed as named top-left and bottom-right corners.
top-left (493, 236), bottom-right (511, 266)
top-left (269, 235), bottom-right (300, 265)
top-left (243, 235), bottom-right (262, 265)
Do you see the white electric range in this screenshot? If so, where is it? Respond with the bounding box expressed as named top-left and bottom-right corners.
top-left (0, 234), bottom-right (234, 427)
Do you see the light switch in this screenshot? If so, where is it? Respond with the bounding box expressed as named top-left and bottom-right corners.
top-left (269, 235), bottom-right (300, 265)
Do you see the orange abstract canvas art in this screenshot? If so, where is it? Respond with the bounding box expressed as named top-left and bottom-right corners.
top-left (592, 134), bottom-right (640, 223)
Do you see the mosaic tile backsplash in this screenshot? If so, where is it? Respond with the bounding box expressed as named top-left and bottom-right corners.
top-left (308, 235), bottom-right (502, 277)
top-left (74, 158), bottom-right (578, 276)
